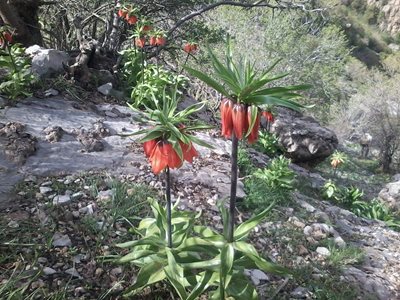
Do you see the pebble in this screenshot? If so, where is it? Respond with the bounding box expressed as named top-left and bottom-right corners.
top-left (97, 190), bottom-right (114, 202)
top-left (43, 267), bottom-right (57, 275)
top-left (53, 194), bottom-right (72, 205)
top-left (41, 181), bottom-right (52, 186)
top-left (95, 268), bottom-right (104, 277)
top-left (52, 233), bottom-right (72, 247)
top-left (38, 257), bottom-right (48, 264)
top-left (251, 269), bottom-right (269, 281)
top-left (291, 286), bottom-right (310, 299)
top-left (110, 267), bottom-right (122, 277)
top-left (40, 187), bottom-right (53, 194)
top-left (7, 220), bottom-right (19, 228)
top-left (316, 247), bottom-right (331, 257)
top-left (334, 236), bottom-right (346, 248)
top-left (71, 191), bottom-right (85, 200)
top-left (65, 268), bottom-right (82, 279)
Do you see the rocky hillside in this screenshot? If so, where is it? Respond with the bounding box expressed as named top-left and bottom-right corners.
top-left (1, 96), bottom-right (400, 299)
top-left (367, 0), bottom-right (400, 35)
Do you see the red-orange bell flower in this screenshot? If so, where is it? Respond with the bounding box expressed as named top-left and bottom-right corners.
top-left (247, 106), bottom-right (261, 144)
top-left (179, 141), bottom-right (198, 163)
top-left (126, 14), bottom-right (138, 25)
top-left (149, 36), bottom-right (157, 46)
top-left (143, 139), bottom-right (157, 158)
top-left (232, 103), bottom-right (246, 140)
top-left (135, 37), bottom-right (146, 48)
top-left (118, 9), bottom-right (127, 18)
top-left (149, 141), bottom-right (168, 174)
top-left (262, 111), bottom-right (274, 123)
top-left (142, 25), bottom-right (152, 32)
top-left (164, 143), bottom-right (183, 169)
top-left (156, 36), bottom-right (166, 46)
top-left (220, 98), bottom-right (233, 138)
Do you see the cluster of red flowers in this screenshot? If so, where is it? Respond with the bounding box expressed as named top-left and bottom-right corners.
top-left (143, 139), bottom-right (198, 174)
top-left (0, 31), bottom-right (13, 47)
top-left (220, 98), bottom-right (275, 144)
top-left (118, 7), bottom-right (138, 25)
top-left (183, 43), bottom-right (198, 54)
top-left (117, 6), bottom-right (166, 49)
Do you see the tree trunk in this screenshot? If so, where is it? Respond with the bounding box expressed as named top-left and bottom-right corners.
top-left (0, 0), bottom-right (43, 47)
top-left (380, 137), bottom-right (393, 173)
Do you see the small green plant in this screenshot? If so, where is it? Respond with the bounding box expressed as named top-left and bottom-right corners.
top-left (0, 29), bottom-right (36, 99)
top-left (244, 156), bottom-right (296, 209)
top-left (237, 147), bottom-right (255, 176)
top-left (130, 65), bottom-right (188, 109)
top-left (322, 180), bottom-right (338, 199)
top-left (322, 181), bottom-right (400, 229)
top-left (322, 182), bottom-right (363, 208)
top-left (117, 199), bottom-right (287, 299)
top-left (121, 48), bottom-right (188, 109)
top-left (327, 244), bottom-right (365, 268)
top-left (330, 151), bottom-right (347, 176)
top-left (254, 131), bottom-right (282, 157)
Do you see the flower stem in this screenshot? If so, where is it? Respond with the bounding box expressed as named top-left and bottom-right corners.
top-left (179, 53), bottom-right (190, 75)
top-left (166, 167), bottom-right (172, 248)
top-left (228, 135), bottom-right (239, 242)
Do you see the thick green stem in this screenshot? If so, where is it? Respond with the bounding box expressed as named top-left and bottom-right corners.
top-left (228, 135), bottom-right (239, 242)
top-left (166, 167), bottom-right (173, 248)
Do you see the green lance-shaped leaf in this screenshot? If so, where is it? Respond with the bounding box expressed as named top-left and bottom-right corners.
top-left (234, 201), bottom-right (275, 241)
top-left (164, 249), bottom-right (188, 299)
top-left (184, 66), bottom-right (229, 97)
top-left (187, 270), bottom-right (216, 300)
top-left (119, 250), bottom-right (156, 263)
top-left (220, 243), bottom-right (235, 290)
top-left (124, 260), bottom-right (166, 296)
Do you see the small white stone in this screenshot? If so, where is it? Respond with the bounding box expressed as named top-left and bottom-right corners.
top-left (316, 247), bottom-right (331, 256)
top-left (53, 195), bottom-right (71, 205)
top-left (65, 268), bottom-right (82, 279)
top-left (40, 187), bottom-right (53, 194)
top-left (43, 267), bottom-right (57, 275)
top-left (251, 269), bottom-right (269, 281)
top-left (97, 83), bottom-right (113, 96)
top-left (52, 233), bottom-right (72, 247)
top-left (8, 220), bottom-right (19, 228)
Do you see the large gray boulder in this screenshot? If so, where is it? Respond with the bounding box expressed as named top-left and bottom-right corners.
top-left (271, 108), bottom-right (338, 165)
top-left (25, 45), bottom-right (69, 78)
top-left (378, 176), bottom-right (400, 211)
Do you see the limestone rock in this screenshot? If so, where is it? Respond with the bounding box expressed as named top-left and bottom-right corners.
top-left (97, 83), bottom-right (113, 96)
top-left (271, 108), bottom-right (338, 165)
top-left (378, 179), bottom-right (400, 211)
top-left (25, 46), bottom-right (69, 78)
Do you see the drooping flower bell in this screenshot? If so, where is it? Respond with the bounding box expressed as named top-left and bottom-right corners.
top-left (118, 9), bottom-right (127, 18)
top-left (126, 14), bottom-right (138, 25)
top-left (262, 111), bottom-right (274, 123)
top-left (179, 141), bottom-right (198, 163)
top-left (247, 106), bottom-right (261, 144)
top-left (143, 139), bottom-right (198, 174)
top-left (149, 36), bottom-right (157, 46)
top-left (155, 36), bottom-right (166, 46)
top-left (232, 103), bottom-right (246, 140)
top-left (143, 139), bottom-right (157, 158)
top-left (220, 98), bottom-right (233, 138)
top-left (0, 31), bottom-right (13, 47)
top-left (135, 37), bottom-right (146, 48)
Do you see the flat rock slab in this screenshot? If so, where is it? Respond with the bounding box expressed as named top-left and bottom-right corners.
top-left (0, 97), bottom-right (242, 206)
